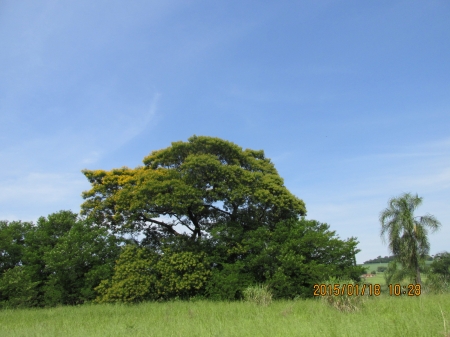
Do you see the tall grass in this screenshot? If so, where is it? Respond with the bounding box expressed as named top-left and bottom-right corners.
top-left (1, 293), bottom-right (449, 337)
top-left (319, 277), bottom-right (367, 313)
top-left (243, 284), bottom-right (273, 306)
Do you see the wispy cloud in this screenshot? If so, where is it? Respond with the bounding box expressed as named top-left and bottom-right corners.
top-left (113, 92), bottom-right (161, 147)
top-left (0, 81), bottom-right (161, 222)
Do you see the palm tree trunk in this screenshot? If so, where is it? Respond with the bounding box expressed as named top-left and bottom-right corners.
top-left (416, 266), bottom-right (422, 285)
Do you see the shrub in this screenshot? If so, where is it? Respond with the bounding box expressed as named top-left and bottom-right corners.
top-left (95, 246), bottom-right (211, 303)
top-left (377, 266), bottom-right (387, 273)
top-left (424, 273), bottom-right (450, 294)
top-left (243, 284), bottom-right (273, 306)
top-left (156, 249), bottom-right (211, 299)
top-left (204, 262), bottom-right (255, 301)
top-left (430, 252), bottom-right (450, 278)
top-left (95, 245), bottom-right (160, 303)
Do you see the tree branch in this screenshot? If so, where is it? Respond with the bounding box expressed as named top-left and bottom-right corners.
top-left (141, 215), bottom-right (182, 236)
top-left (203, 204), bottom-right (232, 216)
top-left (174, 214), bottom-right (194, 232)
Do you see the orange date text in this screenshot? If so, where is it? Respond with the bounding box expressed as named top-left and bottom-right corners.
top-left (313, 283), bottom-right (381, 296)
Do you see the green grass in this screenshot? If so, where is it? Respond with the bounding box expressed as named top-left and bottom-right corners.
top-left (361, 262), bottom-right (430, 286)
top-left (362, 272), bottom-right (385, 284)
top-left (1, 294), bottom-right (449, 337)
top-left (361, 261), bottom-right (433, 274)
top-left (361, 262), bottom-right (390, 273)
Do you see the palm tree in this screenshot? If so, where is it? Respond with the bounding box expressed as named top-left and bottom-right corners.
top-left (379, 193), bottom-right (441, 285)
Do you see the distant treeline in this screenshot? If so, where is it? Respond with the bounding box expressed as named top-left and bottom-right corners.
top-left (364, 256), bottom-right (396, 264)
top-left (364, 255), bottom-right (433, 264)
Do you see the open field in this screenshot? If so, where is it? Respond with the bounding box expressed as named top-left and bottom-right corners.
top-left (361, 261), bottom-right (433, 274)
top-left (362, 272), bottom-right (386, 285)
top-left (360, 262), bottom-right (432, 286)
top-left (1, 294), bottom-right (449, 337)
top-left (361, 262), bottom-right (390, 274)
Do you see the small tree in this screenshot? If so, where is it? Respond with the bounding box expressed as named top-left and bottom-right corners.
top-left (429, 252), bottom-right (450, 278)
top-left (380, 193), bottom-right (441, 285)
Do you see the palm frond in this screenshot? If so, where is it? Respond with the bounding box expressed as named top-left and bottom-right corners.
top-left (419, 214), bottom-right (442, 232)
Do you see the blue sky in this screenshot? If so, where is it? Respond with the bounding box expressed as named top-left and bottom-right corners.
top-left (1, 1), bottom-right (449, 263)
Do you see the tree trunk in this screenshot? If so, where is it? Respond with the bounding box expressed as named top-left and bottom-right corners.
top-left (416, 266), bottom-right (422, 285)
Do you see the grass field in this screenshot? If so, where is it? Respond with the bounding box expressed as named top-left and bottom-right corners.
top-left (1, 293), bottom-right (449, 337)
top-left (361, 261), bottom-right (433, 274)
top-left (360, 262), bottom-right (431, 286)
top-left (361, 262), bottom-right (390, 274)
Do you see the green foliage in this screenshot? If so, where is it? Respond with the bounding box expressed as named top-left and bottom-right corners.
top-left (0, 211), bottom-right (78, 308)
top-left (377, 266), bottom-right (387, 272)
top-left (80, 135), bottom-right (306, 245)
top-left (242, 284), bottom-right (273, 306)
top-left (22, 210), bottom-right (79, 279)
top-left (379, 192), bottom-right (441, 284)
top-left (429, 251), bottom-right (450, 278)
top-left (0, 266), bottom-right (39, 309)
top-left (0, 210), bottom-right (122, 308)
top-left (42, 220), bottom-right (123, 305)
top-left (205, 261), bottom-right (255, 301)
top-left (242, 218), bottom-right (365, 299)
top-left (95, 246), bottom-right (211, 303)
top-left (95, 245), bottom-right (160, 303)
top-left (200, 218), bottom-right (364, 300)
top-left (0, 220), bottom-right (32, 274)
top-left (363, 255), bottom-right (395, 264)
top-left (424, 273), bottom-right (449, 294)
top-left (424, 251), bottom-right (450, 294)
top-left (157, 249), bottom-right (211, 299)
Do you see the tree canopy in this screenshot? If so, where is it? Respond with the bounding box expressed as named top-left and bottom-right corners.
top-left (81, 135), bottom-right (306, 245)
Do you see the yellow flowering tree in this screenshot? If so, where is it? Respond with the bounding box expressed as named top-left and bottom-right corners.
top-left (81, 135), bottom-right (306, 246)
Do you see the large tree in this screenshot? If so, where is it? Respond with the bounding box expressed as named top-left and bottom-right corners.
top-left (80, 135), bottom-right (306, 245)
top-left (379, 192), bottom-right (441, 285)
